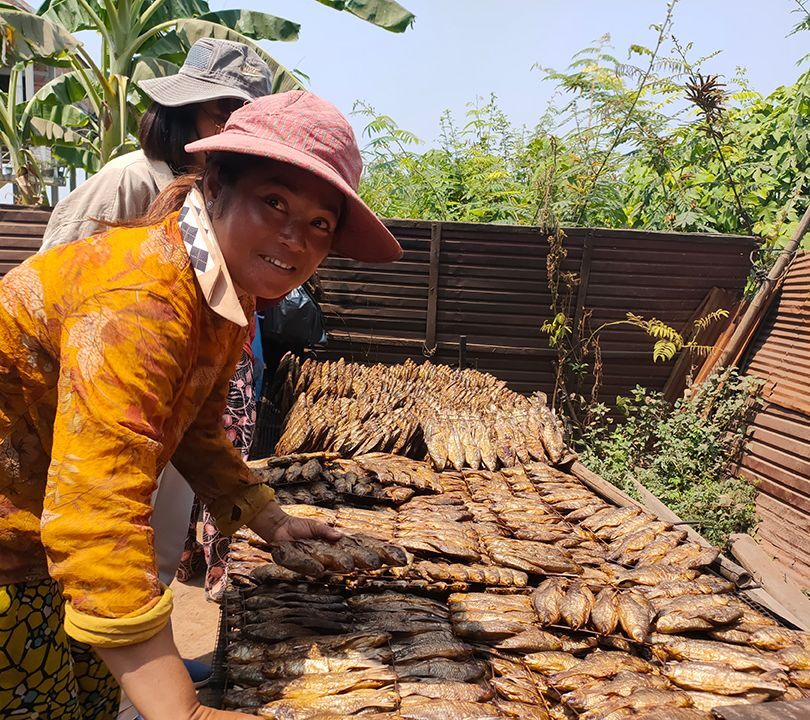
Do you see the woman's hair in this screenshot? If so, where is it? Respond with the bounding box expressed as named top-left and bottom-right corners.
top-left (102, 152), bottom-right (267, 229)
top-left (138, 103), bottom-right (199, 174)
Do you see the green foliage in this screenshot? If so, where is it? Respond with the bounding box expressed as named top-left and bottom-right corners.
top-left (314, 0), bottom-right (415, 33)
top-left (583, 309), bottom-right (730, 364)
top-left (356, 96), bottom-right (541, 224)
top-left (0, 0), bottom-right (414, 200)
top-left (578, 368), bottom-right (762, 548)
top-left (541, 312), bottom-right (572, 349)
top-left (357, 31), bottom-right (809, 249)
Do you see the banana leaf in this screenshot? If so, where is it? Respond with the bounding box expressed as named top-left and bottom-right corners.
top-left (21, 70), bottom-right (94, 131)
top-left (139, 0), bottom-right (212, 26)
top-left (314, 0), bottom-right (414, 32)
top-left (198, 10), bottom-right (300, 42)
top-left (37, 0), bottom-right (102, 34)
top-left (27, 117), bottom-right (92, 148)
top-left (0, 9), bottom-right (79, 64)
top-left (53, 144), bottom-right (100, 174)
top-left (130, 56), bottom-right (180, 86)
top-left (137, 30), bottom-right (188, 65)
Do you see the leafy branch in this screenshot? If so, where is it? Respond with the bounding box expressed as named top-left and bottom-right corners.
top-left (573, 0), bottom-right (679, 224)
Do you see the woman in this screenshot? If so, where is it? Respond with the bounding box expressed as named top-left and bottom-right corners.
top-left (41, 36), bottom-right (274, 250)
top-left (0, 91), bottom-right (402, 719)
top-left (41, 36), bottom-right (275, 600)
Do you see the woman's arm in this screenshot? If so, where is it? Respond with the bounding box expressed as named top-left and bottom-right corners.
top-left (97, 625), bottom-right (254, 720)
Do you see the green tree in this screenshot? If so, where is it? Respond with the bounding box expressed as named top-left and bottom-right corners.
top-left (0, 0), bottom-right (414, 193)
top-left (357, 42), bottom-right (808, 248)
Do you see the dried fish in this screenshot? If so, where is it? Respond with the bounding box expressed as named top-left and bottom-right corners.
top-left (664, 661), bottom-right (787, 696)
top-left (269, 534), bottom-right (408, 577)
top-left (524, 651), bottom-right (581, 674)
top-left (750, 627), bottom-right (810, 651)
top-left (259, 653), bottom-right (391, 679)
top-left (257, 688), bottom-right (398, 719)
top-left (257, 668), bottom-right (396, 701)
top-left (396, 657), bottom-right (488, 683)
top-left (779, 645), bottom-right (810, 670)
top-left (560, 582), bottom-right (595, 631)
top-left (485, 537), bottom-right (582, 575)
top-left (399, 697), bottom-right (501, 720)
top-left (532, 578), bottom-right (566, 626)
top-left (687, 690), bottom-right (767, 711)
top-left (584, 687), bottom-right (694, 718)
top-left (398, 681), bottom-right (494, 703)
top-left (643, 576), bottom-right (735, 599)
top-left (616, 591), bottom-right (654, 643)
top-left (563, 671), bottom-right (672, 713)
top-left (391, 631), bottom-right (472, 663)
top-left (790, 670), bottom-right (810, 688)
top-left (590, 588), bottom-right (620, 636)
top-left (496, 628), bottom-right (564, 653)
top-left (411, 561), bottom-right (528, 587)
top-left (495, 699), bottom-right (551, 720)
top-left (633, 709), bottom-right (711, 720)
top-left (615, 565), bottom-right (698, 587)
top-left (651, 636), bottom-right (788, 672)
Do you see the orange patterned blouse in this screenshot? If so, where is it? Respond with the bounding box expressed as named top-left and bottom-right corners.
top-left (0, 210), bottom-right (274, 647)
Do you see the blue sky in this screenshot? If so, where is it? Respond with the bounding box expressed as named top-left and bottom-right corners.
top-left (206, 0), bottom-right (808, 146)
top-left (6, 0), bottom-right (805, 204)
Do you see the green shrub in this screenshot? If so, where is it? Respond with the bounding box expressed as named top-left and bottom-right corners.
top-left (578, 368), bottom-right (762, 548)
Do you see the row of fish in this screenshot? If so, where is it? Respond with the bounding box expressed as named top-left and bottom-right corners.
top-left (225, 585), bottom-right (519, 719)
top-left (225, 579), bottom-right (810, 718)
top-left (271, 356), bottom-right (571, 470)
top-left (224, 379), bottom-right (809, 718)
top-left (233, 457), bottom-right (722, 594)
top-left (249, 453), bottom-right (443, 506)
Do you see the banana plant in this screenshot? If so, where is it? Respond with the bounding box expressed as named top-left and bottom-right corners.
top-left (3, 0), bottom-right (414, 177)
top-left (0, 8), bottom-right (91, 203)
top-left (35, 0), bottom-right (414, 170)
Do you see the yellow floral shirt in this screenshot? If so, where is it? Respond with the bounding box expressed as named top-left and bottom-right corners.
top-left (0, 208), bottom-right (274, 647)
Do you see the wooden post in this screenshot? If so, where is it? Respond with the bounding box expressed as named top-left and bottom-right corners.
top-left (572, 230), bottom-right (594, 340)
top-left (570, 461), bottom-right (645, 510)
top-left (423, 222), bottom-right (442, 357)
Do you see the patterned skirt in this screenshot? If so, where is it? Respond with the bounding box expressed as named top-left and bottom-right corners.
top-left (0, 579), bottom-right (119, 719)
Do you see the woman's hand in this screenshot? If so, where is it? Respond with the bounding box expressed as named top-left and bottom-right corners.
top-left (249, 500), bottom-right (342, 544)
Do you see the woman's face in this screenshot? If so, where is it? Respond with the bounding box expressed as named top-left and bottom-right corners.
top-left (190, 99), bottom-right (244, 166)
top-left (205, 159), bottom-right (343, 299)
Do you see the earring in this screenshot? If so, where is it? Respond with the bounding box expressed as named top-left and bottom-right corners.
top-left (205, 199), bottom-right (214, 212)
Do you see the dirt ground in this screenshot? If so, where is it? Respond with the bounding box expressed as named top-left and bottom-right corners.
top-left (117, 576), bottom-right (220, 718)
top-left (169, 575), bottom-right (221, 664)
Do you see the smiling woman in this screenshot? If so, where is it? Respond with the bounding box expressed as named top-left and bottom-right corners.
top-left (0, 91), bottom-right (400, 720)
top-left (204, 157), bottom-right (345, 299)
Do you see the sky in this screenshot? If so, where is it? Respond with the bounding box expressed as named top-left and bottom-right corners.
top-left (4, 0), bottom-right (807, 203)
top-left (207, 0), bottom-right (809, 146)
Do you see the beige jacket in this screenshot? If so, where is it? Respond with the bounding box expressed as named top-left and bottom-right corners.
top-left (40, 150), bottom-right (174, 250)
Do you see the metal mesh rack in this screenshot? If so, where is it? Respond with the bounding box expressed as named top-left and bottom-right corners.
top-left (208, 590), bottom-right (238, 709)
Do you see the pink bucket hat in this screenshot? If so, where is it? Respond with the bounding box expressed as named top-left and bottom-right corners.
top-left (185, 91), bottom-right (402, 263)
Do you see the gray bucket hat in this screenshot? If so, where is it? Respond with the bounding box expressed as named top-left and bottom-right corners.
top-left (138, 38), bottom-right (274, 107)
